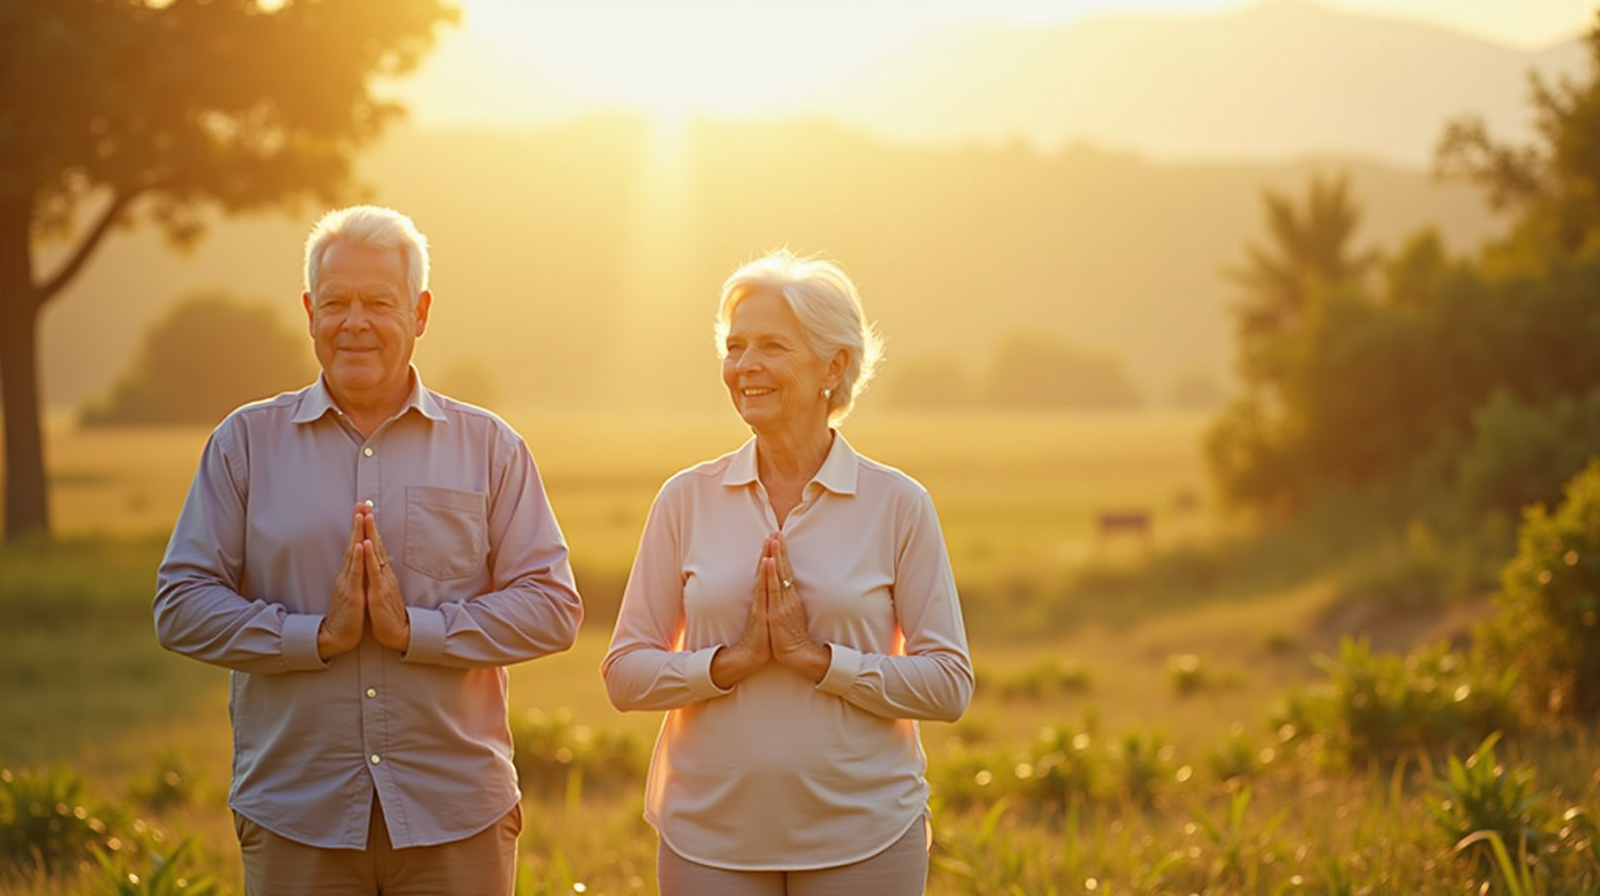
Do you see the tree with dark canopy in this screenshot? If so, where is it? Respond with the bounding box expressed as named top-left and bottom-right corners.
top-left (0, 0), bottom-right (456, 540)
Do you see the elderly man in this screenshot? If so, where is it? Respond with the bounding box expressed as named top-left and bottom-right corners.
top-left (155, 205), bottom-right (582, 895)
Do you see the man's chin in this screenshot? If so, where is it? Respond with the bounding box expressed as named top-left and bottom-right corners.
top-left (326, 368), bottom-right (384, 395)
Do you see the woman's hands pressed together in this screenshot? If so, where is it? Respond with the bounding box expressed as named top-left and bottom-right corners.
top-left (709, 533), bottom-right (830, 689)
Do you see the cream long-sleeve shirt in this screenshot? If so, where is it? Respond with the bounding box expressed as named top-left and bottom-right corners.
top-left (602, 432), bottom-right (973, 870)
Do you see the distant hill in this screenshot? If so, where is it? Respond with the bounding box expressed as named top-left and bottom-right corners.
top-left (41, 118), bottom-right (1502, 418)
top-left (815, 0), bottom-right (1588, 164)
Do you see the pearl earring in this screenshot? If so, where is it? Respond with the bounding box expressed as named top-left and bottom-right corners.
top-left (822, 388), bottom-right (832, 399)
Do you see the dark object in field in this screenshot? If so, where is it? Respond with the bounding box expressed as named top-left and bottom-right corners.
top-left (1096, 510), bottom-right (1152, 538)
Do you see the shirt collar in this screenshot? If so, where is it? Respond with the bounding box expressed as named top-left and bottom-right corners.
top-left (292, 366), bottom-right (447, 425)
top-left (720, 431), bottom-right (859, 496)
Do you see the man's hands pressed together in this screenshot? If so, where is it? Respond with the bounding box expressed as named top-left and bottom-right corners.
top-left (316, 502), bottom-right (411, 661)
top-left (363, 506), bottom-right (412, 652)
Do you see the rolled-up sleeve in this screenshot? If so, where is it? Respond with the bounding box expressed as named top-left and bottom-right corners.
top-left (815, 490), bottom-right (973, 722)
top-left (401, 430), bottom-right (582, 668)
top-left (154, 424), bottom-right (329, 674)
top-left (602, 480), bottom-right (734, 711)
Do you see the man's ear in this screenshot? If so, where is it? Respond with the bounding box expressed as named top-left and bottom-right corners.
top-left (302, 292), bottom-right (315, 333)
top-left (414, 290), bottom-right (433, 336)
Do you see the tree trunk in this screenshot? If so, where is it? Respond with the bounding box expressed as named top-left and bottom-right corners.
top-left (0, 196), bottom-right (48, 542)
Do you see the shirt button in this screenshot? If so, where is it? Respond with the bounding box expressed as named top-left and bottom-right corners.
top-left (366, 688), bottom-right (377, 698)
top-left (370, 754), bottom-right (381, 765)
top-left (363, 447), bottom-right (374, 457)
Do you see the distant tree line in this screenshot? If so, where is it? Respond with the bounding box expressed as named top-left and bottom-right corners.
top-left (82, 292), bottom-right (503, 426)
top-left (81, 293), bottom-right (313, 427)
top-left (881, 334), bottom-right (1221, 411)
top-left (89, 305), bottom-right (1209, 422)
top-left (1207, 23), bottom-right (1600, 526)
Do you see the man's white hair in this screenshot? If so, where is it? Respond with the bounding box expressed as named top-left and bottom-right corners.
top-left (303, 205), bottom-right (430, 305)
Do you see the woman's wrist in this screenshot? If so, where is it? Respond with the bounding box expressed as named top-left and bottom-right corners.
top-left (777, 640), bottom-right (832, 685)
top-left (710, 642), bottom-right (763, 690)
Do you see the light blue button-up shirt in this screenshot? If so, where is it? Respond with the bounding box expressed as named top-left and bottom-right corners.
top-left (155, 372), bottom-right (582, 848)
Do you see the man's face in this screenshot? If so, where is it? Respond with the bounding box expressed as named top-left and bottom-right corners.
top-left (303, 240), bottom-right (430, 406)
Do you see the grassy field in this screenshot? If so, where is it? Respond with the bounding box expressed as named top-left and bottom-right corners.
top-left (4, 411), bottom-right (1594, 893)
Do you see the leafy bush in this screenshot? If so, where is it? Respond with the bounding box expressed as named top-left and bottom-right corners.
top-left (1481, 459), bottom-right (1600, 721)
top-left (932, 722), bottom-right (1113, 814)
top-left (1273, 638), bottom-right (1519, 767)
top-left (1454, 387), bottom-right (1600, 521)
top-left (129, 754), bottom-right (203, 813)
top-left (1205, 724), bottom-right (1264, 783)
top-left (1167, 654), bottom-right (1207, 696)
top-left (91, 839), bottom-right (218, 896)
top-left (1427, 734), bottom-right (1600, 894)
top-left (987, 658), bottom-right (1092, 700)
top-left (1183, 788), bottom-right (1287, 891)
top-left (0, 766), bottom-right (127, 877)
top-left (1115, 729), bottom-right (1177, 806)
top-left (1429, 733), bottom-right (1548, 875)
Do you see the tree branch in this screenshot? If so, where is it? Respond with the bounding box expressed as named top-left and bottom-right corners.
top-left (36, 187), bottom-right (145, 305)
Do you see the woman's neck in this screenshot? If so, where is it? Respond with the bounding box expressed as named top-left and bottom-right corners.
top-left (755, 424), bottom-right (834, 485)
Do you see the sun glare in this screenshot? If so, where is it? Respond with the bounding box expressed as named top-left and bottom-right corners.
top-left (457, 0), bottom-right (895, 125)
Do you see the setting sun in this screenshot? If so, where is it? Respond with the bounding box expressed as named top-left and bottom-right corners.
top-left (452, 0), bottom-right (900, 122)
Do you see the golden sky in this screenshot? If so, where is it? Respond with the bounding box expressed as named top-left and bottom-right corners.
top-left (394, 0), bottom-right (1599, 127)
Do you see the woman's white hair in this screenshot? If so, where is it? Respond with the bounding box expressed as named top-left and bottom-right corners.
top-left (714, 249), bottom-right (884, 425)
top-left (303, 205), bottom-right (430, 305)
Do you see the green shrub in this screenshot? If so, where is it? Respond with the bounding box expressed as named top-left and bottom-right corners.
top-left (1115, 729), bottom-right (1177, 806)
top-left (932, 722), bottom-right (1113, 815)
top-left (1481, 459), bottom-right (1600, 721)
top-left (1167, 654), bottom-right (1207, 696)
top-left (1454, 387), bottom-right (1600, 520)
top-left (1182, 788), bottom-right (1287, 891)
top-left (91, 839), bottom-right (218, 896)
top-left (1274, 638), bottom-right (1519, 767)
top-left (990, 658), bottom-right (1092, 700)
top-left (1428, 733), bottom-right (1548, 876)
top-left (0, 766), bottom-right (127, 877)
top-left (129, 754), bottom-right (203, 813)
top-left (1205, 724), bottom-right (1264, 783)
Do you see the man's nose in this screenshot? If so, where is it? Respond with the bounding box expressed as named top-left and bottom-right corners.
top-left (341, 300), bottom-right (374, 329)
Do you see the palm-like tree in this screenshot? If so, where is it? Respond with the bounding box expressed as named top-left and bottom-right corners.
top-left (1229, 172), bottom-right (1375, 345)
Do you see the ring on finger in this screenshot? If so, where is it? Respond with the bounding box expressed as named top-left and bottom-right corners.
top-left (781, 577), bottom-right (794, 589)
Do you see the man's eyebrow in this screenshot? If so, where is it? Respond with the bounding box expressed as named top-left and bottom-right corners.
top-left (318, 280), bottom-right (402, 295)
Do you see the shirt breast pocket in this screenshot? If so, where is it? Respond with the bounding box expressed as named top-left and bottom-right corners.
top-left (404, 486), bottom-right (488, 580)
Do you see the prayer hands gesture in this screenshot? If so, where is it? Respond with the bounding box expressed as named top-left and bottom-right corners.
top-left (711, 533), bottom-right (829, 688)
top-left (316, 502), bottom-right (412, 660)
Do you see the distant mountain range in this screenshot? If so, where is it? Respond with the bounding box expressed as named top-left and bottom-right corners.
top-left (40, 118), bottom-right (1504, 416)
top-left (37, 1), bottom-right (1575, 416)
top-left (811, 0), bottom-right (1587, 164)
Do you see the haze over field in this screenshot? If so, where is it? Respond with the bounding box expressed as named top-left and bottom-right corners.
top-left (31, 0), bottom-right (1593, 416)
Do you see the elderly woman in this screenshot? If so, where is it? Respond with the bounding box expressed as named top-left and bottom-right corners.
top-left (602, 250), bottom-right (973, 894)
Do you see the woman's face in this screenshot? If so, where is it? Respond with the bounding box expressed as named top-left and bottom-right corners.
top-left (721, 289), bottom-right (837, 436)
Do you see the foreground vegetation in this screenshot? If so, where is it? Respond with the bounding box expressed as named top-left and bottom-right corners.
top-left (6, 415), bottom-right (1600, 894)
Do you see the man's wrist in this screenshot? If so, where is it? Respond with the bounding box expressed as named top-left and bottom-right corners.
top-left (315, 619), bottom-right (335, 661)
